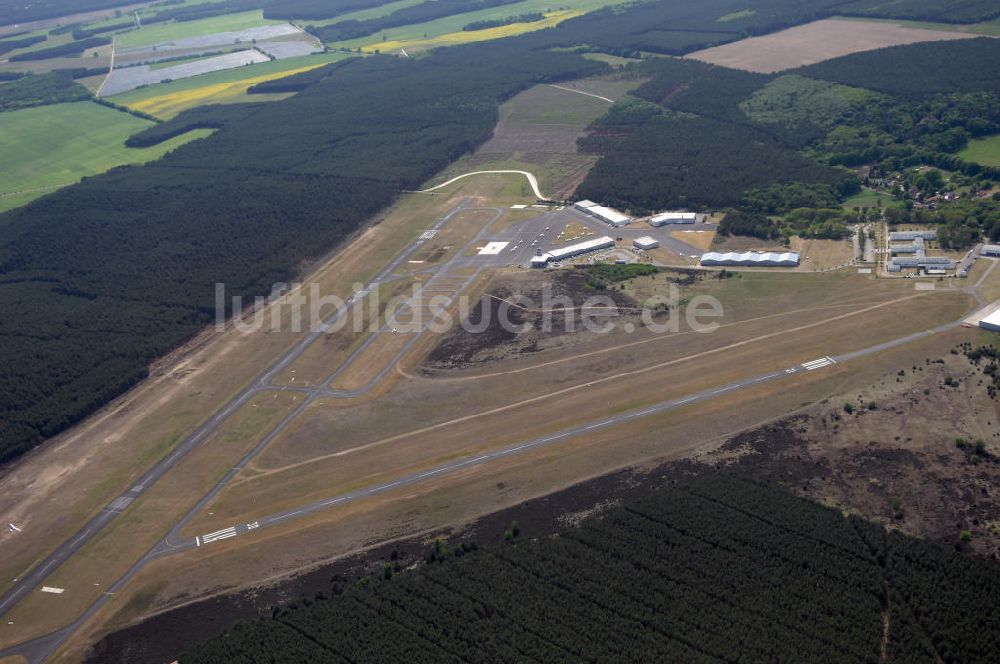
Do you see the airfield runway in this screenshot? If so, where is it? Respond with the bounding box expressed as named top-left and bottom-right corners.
top-left (0, 198), bottom-right (974, 663)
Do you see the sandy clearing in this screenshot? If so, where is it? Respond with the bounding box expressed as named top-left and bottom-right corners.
top-left (686, 18), bottom-right (981, 74)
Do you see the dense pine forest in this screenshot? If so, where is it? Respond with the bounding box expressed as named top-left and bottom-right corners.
top-left (180, 477), bottom-right (1000, 663)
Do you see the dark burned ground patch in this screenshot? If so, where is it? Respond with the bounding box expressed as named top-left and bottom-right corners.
top-left (424, 268), bottom-right (644, 371)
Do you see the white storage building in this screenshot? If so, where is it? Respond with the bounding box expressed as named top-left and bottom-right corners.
top-left (530, 236), bottom-right (615, 267)
top-left (649, 211), bottom-right (697, 226)
top-left (982, 244), bottom-right (1000, 257)
top-left (889, 230), bottom-right (936, 241)
top-left (633, 236), bottom-right (659, 250)
top-left (980, 309), bottom-right (1000, 333)
top-left (700, 251), bottom-right (800, 267)
top-left (588, 205), bottom-right (631, 227)
top-left (574, 200), bottom-right (598, 212)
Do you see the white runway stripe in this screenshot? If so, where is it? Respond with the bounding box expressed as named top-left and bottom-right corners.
top-left (802, 356), bottom-right (836, 371)
top-left (201, 526), bottom-right (237, 544)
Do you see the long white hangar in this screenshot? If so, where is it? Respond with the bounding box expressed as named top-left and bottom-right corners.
top-left (700, 251), bottom-right (800, 267)
top-left (530, 236), bottom-right (615, 267)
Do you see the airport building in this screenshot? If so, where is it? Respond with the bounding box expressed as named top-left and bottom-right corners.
top-left (889, 230), bottom-right (937, 242)
top-left (983, 244), bottom-right (1000, 257)
top-left (633, 236), bottom-right (659, 250)
top-left (981, 309), bottom-right (1000, 333)
top-left (649, 211), bottom-right (697, 226)
top-left (887, 234), bottom-right (954, 272)
top-left (531, 236), bottom-right (616, 267)
top-left (575, 200), bottom-right (630, 227)
top-left (700, 251), bottom-right (800, 267)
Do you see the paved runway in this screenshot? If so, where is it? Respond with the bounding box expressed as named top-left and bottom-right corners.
top-left (0, 202), bottom-right (972, 663)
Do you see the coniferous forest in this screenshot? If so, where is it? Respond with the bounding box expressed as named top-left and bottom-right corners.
top-left (180, 477), bottom-right (1000, 663)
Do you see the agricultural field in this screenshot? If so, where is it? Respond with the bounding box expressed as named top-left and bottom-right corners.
top-left (959, 133), bottom-right (1000, 167)
top-left (307, 0), bottom-right (427, 27)
top-left (0, 101), bottom-right (211, 212)
top-left (109, 52), bottom-right (349, 118)
top-left (115, 10), bottom-right (285, 50)
top-left (686, 17), bottom-right (977, 72)
top-left (100, 49), bottom-right (272, 97)
top-left (328, 0), bottom-right (618, 52)
top-left (832, 14), bottom-right (1000, 37)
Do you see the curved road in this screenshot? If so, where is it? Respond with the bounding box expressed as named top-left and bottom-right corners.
top-left (420, 170), bottom-right (548, 200)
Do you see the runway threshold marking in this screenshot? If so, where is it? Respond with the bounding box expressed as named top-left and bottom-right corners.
top-left (801, 356), bottom-right (836, 371)
top-left (200, 526), bottom-right (237, 545)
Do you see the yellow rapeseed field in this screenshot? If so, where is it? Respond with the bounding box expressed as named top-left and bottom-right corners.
top-left (128, 64), bottom-right (327, 119)
top-left (366, 10), bottom-right (582, 53)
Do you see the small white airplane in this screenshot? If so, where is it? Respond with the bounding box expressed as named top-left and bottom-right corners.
top-left (8, 523), bottom-right (22, 533)
top-left (391, 327), bottom-right (399, 333)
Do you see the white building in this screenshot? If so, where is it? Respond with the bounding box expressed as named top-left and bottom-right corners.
top-left (982, 244), bottom-right (1000, 257)
top-left (980, 309), bottom-right (1000, 333)
top-left (649, 211), bottom-right (697, 226)
top-left (700, 251), bottom-right (800, 267)
top-left (574, 200), bottom-right (598, 212)
top-left (588, 205), bottom-right (630, 227)
top-left (530, 236), bottom-right (615, 267)
top-left (889, 230), bottom-right (936, 241)
top-left (633, 236), bottom-right (659, 250)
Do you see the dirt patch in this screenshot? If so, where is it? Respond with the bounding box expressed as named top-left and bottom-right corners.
top-left (422, 269), bottom-right (647, 370)
top-left (686, 18), bottom-right (979, 73)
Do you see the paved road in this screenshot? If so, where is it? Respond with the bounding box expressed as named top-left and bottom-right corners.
top-left (420, 170), bottom-right (548, 200)
top-left (0, 204), bottom-right (975, 663)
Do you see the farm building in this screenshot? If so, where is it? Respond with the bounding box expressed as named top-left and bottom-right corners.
top-left (634, 236), bottom-right (659, 250)
top-left (981, 309), bottom-right (1000, 333)
top-left (649, 211), bottom-right (697, 226)
top-left (889, 230), bottom-right (936, 241)
top-left (530, 236), bottom-right (615, 267)
top-left (700, 251), bottom-right (800, 267)
top-left (982, 244), bottom-right (1000, 257)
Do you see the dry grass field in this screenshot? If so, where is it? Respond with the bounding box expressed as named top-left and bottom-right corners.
top-left (686, 18), bottom-right (979, 73)
top-left (669, 228), bottom-right (715, 251)
top-left (437, 74), bottom-right (641, 200)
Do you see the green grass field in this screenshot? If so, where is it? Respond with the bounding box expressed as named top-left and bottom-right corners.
top-left (0, 101), bottom-right (211, 213)
top-left (959, 133), bottom-right (1000, 167)
top-left (116, 10), bottom-right (283, 49)
top-left (308, 0), bottom-right (427, 27)
top-left (842, 188), bottom-right (904, 210)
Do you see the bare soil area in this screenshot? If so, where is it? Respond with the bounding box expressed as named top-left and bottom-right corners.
top-left (422, 268), bottom-right (665, 370)
top-left (686, 18), bottom-right (980, 73)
